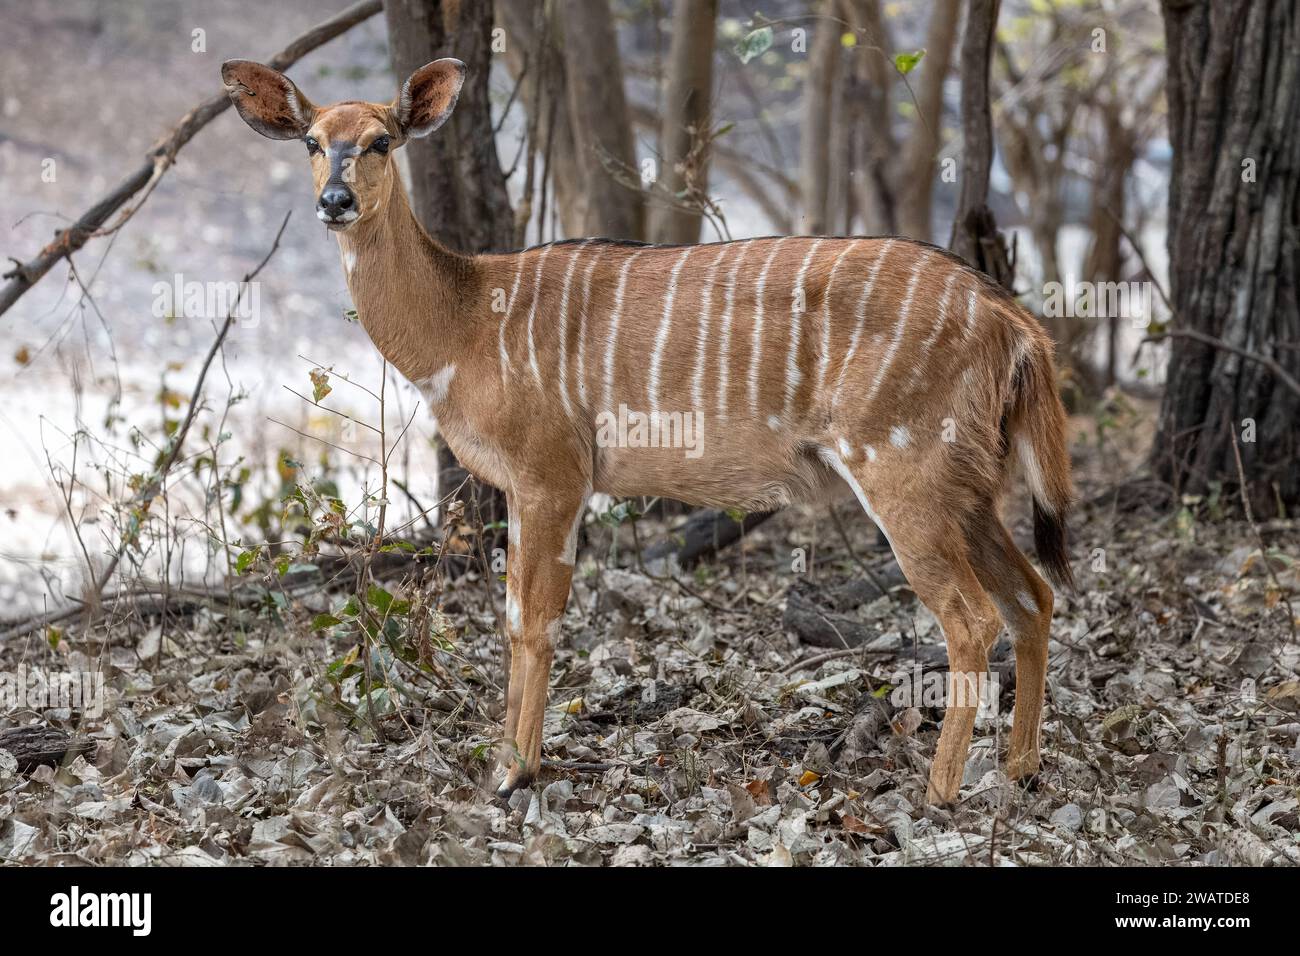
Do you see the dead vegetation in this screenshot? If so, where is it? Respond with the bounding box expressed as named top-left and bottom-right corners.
top-left (2, 408), bottom-right (1297, 866)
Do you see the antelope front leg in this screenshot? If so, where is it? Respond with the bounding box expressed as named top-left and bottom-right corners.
top-left (495, 492), bottom-right (585, 797)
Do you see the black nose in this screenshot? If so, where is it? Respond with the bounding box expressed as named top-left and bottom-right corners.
top-left (318, 186), bottom-right (354, 218)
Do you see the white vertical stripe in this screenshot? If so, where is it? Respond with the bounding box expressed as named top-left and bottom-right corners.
top-left (748, 237), bottom-right (789, 416)
top-left (907, 271), bottom-right (958, 392)
top-left (783, 238), bottom-right (823, 418)
top-left (576, 254), bottom-right (599, 408)
top-left (525, 245), bottom-right (553, 388)
top-left (556, 242), bottom-right (588, 418)
top-left (865, 253), bottom-right (928, 403)
top-left (498, 260), bottom-right (526, 384)
top-left (603, 249), bottom-right (646, 413)
top-left (691, 245), bottom-right (731, 414)
top-left (817, 241), bottom-right (856, 402)
top-left (831, 239), bottom-right (895, 409)
top-left (648, 248), bottom-right (693, 415)
top-left (963, 287), bottom-right (979, 337)
top-left (716, 241), bottom-right (752, 417)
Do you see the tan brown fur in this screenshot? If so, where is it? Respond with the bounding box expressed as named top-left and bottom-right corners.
top-left (225, 58), bottom-right (1075, 805)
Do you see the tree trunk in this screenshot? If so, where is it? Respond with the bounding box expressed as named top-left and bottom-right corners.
top-left (1082, 102), bottom-right (1135, 387)
top-left (895, 0), bottom-right (961, 241)
top-left (948, 0), bottom-right (1012, 288)
top-left (558, 0), bottom-right (644, 239)
top-left (1154, 0), bottom-right (1300, 513)
top-left (844, 0), bottom-right (898, 235)
top-left (648, 0), bottom-right (718, 244)
top-left (384, 0), bottom-right (513, 545)
top-left (799, 1), bottom-right (841, 234)
top-left (496, 0), bottom-right (588, 238)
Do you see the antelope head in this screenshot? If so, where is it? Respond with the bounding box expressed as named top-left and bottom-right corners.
top-left (221, 57), bottom-right (465, 232)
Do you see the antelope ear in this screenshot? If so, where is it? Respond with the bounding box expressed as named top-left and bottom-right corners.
top-left (221, 59), bottom-right (316, 140)
top-left (392, 58), bottom-right (465, 139)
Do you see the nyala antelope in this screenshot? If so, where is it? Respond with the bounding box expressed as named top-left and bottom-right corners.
top-left (223, 57), bottom-right (1074, 805)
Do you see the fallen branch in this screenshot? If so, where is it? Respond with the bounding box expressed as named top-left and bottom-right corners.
top-left (0, 0), bottom-right (381, 319)
top-left (0, 726), bottom-right (96, 773)
top-left (1142, 328), bottom-right (1300, 399)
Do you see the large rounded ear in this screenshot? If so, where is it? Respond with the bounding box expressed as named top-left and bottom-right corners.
top-left (392, 59), bottom-right (466, 139)
top-left (221, 60), bottom-right (316, 140)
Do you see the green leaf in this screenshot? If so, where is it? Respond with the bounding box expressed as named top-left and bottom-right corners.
top-left (311, 613), bottom-right (343, 630)
top-left (367, 584), bottom-right (395, 614)
top-left (234, 547), bottom-right (261, 575)
top-left (893, 49), bottom-right (926, 74)
top-left (735, 25), bottom-right (774, 64)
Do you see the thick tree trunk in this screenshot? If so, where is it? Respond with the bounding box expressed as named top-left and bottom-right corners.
top-left (1154, 0), bottom-right (1300, 513)
top-left (558, 0), bottom-right (644, 239)
top-left (895, 0), bottom-right (961, 241)
top-left (1083, 103), bottom-right (1135, 387)
top-left (948, 0), bottom-right (1012, 289)
top-left (496, 0), bottom-right (588, 239)
top-left (384, 0), bottom-right (513, 544)
top-left (844, 0), bottom-right (898, 236)
top-left (648, 0), bottom-right (718, 244)
top-left (799, 1), bottom-right (841, 235)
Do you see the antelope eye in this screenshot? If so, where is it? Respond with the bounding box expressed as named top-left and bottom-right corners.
top-left (304, 136), bottom-right (322, 155)
top-left (369, 136), bottom-right (390, 155)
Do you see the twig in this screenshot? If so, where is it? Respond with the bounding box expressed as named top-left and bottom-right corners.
top-left (1228, 415), bottom-right (1297, 645)
top-left (0, 0), bottom-right (381, 318)
top-left (3, 213), bottom-right (292, 641)
top-left (1142, 328), bottom-right (1300, 399)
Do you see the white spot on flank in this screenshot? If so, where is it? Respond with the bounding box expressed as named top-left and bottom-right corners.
top-left (648, 248), bottom-right (693, 414)
top-left (864, 444), bottom-right (877, 462)
top-left (749, 238), bottom-right (789, 415)
top-left (604, 250), bottom-right (646, 414)
top-left (837, 437), bottom-right (852, 458)
top-left (525, 245), bottom-right (553, 387)
top-left (832, 239), bottom-right (895, 410)
top-left (767, 415), bottom-right (782, 431)
top-left (889, 425), bottom-right (911, 449)
top-left (556, 243), bottom-right (587, 419)
top-left (691, 245), bottom-right (730, 413)
top-left (784, 238), bottom-right (823, 417)
top-left (866, 253), bottom-right (927, 404)
top-left (419, 363), bottom-right (456, 405)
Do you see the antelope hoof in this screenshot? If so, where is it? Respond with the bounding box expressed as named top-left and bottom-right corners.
top-left (495, 765), bottom-right (533, 799)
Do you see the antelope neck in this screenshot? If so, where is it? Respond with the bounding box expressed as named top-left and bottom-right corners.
top-left (334, 170), bottom-right (482, 384)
